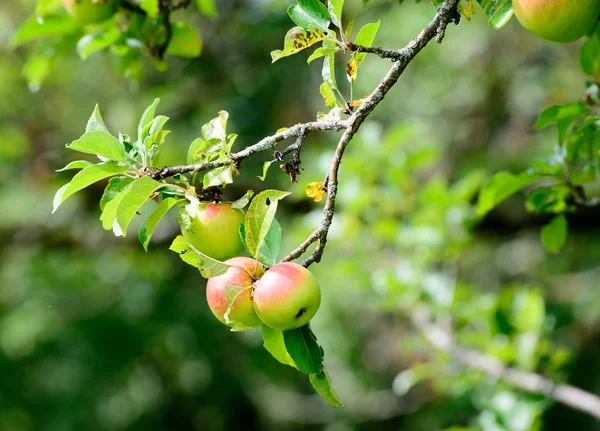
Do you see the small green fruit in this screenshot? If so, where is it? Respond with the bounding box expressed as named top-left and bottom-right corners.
top-left (512, 0), bottom-right (600, 43)
top-left (63, 0), bottom-right (116, 25)
top-left (206, 257), bottom-right (264, 330)
top-left (179, 202), bottom-right (245, 261)
top-left (252, 262), bottom-right (321, 331)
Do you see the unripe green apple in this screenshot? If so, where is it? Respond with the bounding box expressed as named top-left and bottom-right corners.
top-left (512, 0), bottom-right (600, 43)
top-left (252, 262), bottom-right (321, 331)
top-left (179, 202), bottom-right (245, 261)
top-left (206, 257), bottom-right (264, 330)
top-left (64, 0), bottom-right (116, 25)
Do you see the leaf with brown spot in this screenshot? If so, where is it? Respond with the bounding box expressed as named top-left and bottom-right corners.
top-left (271, 26), bottom-right (327, 63)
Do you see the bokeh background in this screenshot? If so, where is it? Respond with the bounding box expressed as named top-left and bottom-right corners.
top-left (2, 0), bottom-right (600, 430)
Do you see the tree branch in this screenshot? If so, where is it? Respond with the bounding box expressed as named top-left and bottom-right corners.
top-left (149, 119), bottom-right (348, 181)
top-left (344, 41), bottom-right (404, 61)
top-left (165, 0), bottom-right (192, 11)
top-left (283, 0), bottom-right (461, 266)
top-left (412, 307), bottom-right (600, 422)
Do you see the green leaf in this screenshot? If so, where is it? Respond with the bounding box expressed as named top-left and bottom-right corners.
top-left (36, 0), bottom-right (63, 17)
top-left (86, 105), bottom-right (110, 134)
top-left (76, 29), bottom-right (120, 60)
top-left (283, 324), bottom-right (323, 374)
top-left (322, 37), bottom-right (338, 89)
top-left (320, 81), bottom-right (338, 109)
top-left (488, 0), bottom-right (513, 29)
top-left (167, 23), bottom-right (202, 58)
top-left (100, 176), bottom-right (134, 211)
top-left (535, 102), bottom-right (587, 130)
top-left (244, 190), bottom-right (291, 259)
top-left (169, 235), bottom-right (202, 267)
top-left (328, 0), bottom-right (344, 29)
top-left (139, 198), bottom-right (180, 250)
top-left (271, 26), bottom-right (327, 63)
top-left (52, 162), bottom-right (130, 213)
top-left (257, 219), bottom-right (281, 267)
top-left (56, 160), bottom-right (93, 172)
top-left (202, 111), bottom-right (229, 142)
top-left (580, 30), bottom-right (600, 78)
top-left (344, 18), bottom-right (355, 38)
top-left (203, 165), bottom-right (235, 188)
top-left (224, 286), bottom-right (255, 331)
top-left (114, 176), bottom-right (160, 236)
top-left (347, 20), bottom-right (380, 81)
top-left (288, 0), bottom-right (331, 33)
top-left (67, 131), bottom-right (129, 163)
top-left (310, 370), bottom-right (343, 408)
top-left (525, 185), bottom-right (569, 214)
top-left (239, 224), bottom-right (253, 257)
top-left (541, 214), bottom-right (568, 254)
top-left (261, 325), bottom-right (298, 369)
top-left (139, 0), bottom-right (159, 17)
top-left (258, 161), bottom-right (275, 181)
top-left (138, 99), bottom-right (160, 142)
top-left (142, 115), bottom-right (170, 153)
top-left (11, 14), bottom-right (79, 47)
top-left (477, 172), bottom-right (540, 216)
top-left (307, 47), bottom-right (338, 64)
top-left (100, 189), bottom-right (127, 232)
top-left (195, 0), bottom-right (217, 17)
top-left (169, 235), bottom-right (231, 278)
top-left (231, 191), bottom-right (254, 209)
top-left (187, 138), bottom-right (205, 164)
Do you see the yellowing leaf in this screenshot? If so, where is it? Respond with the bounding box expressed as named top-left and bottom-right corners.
top-left (306, 181), bottom-right (326, 202)
top-left (349, 98), bottom-right (365, 107)
top-left (271, 26), bottom-right (327, 63)
top-left (319, 81), bottom-right (338, 109)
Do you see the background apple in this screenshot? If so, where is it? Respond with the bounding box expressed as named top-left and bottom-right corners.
top-left (252, 262), bottom-right (321, 331)
top-left (63, 0), bottom-right (116, 25)
top-left (179, 202), bottom-right (245, 261)
top-left (512, 0), bottom-right (600, 43)
top-left (206, 257), bottom-right (264, 330)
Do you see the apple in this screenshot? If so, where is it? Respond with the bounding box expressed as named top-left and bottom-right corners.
top-left (512, 0), bottom-right (600, 43)
top-left (252, 262), bottom-right (321, 331)
top-left (206, 257), bottom-right (264, 330)
top-left (64, 0), bottom-right (116, 25)
top-left (179, 202), bottom-right (245, 261)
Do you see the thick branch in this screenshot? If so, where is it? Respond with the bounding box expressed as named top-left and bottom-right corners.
top-left (149, 119), bottom-right (348, 181)
top-left (412, 308), bottom-right (600, 421)
top-left (283, 0), bottom-right (461, 266)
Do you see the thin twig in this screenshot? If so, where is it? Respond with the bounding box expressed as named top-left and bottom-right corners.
top-left (412, 307), bottom-right (600, 422)
top-left (149, 119), bottom-right (348, 181)
top-left (345, 41), bottom-right (405, 61)
top-left (282, 0), bottom-right (461, 266)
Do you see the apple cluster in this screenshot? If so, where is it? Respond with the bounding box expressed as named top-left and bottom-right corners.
top-left (512, 0), bottom-right (600, 43)
top-left (179, 202), bottom-right (322, 331)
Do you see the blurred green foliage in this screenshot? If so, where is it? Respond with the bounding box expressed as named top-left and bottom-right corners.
top-left (2, 0), bottom-right (600, 430)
